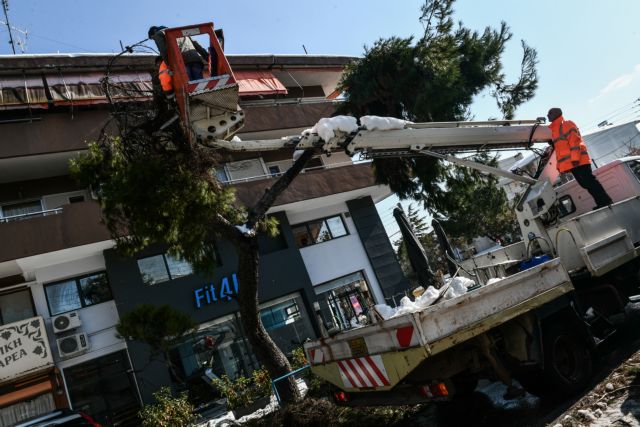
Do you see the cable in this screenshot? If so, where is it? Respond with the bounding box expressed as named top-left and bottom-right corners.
top-left (26, 32), bottom-right (93, 52)
top-left (525, 235), bottom-right (554, 258)
top-left (583, 98), bottom-right (640, 130)
top-left (584, 105), bottom-right (640, 134)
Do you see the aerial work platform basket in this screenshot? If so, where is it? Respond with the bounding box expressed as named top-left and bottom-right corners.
top-left (163, 23), bottom-right (244, 142)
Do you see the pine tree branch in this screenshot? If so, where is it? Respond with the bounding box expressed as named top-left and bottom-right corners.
top-left (246, 150), bottom-right (314, 229)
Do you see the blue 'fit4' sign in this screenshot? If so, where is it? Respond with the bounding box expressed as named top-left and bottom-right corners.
top-left (194, 274), bottom-right (239, 308)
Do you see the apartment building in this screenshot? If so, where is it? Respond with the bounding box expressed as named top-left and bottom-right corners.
top-left (0, 53), bottom-right (408, 425)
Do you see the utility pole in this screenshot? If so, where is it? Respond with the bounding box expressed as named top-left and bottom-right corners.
top-left (2, 0), bottom-right (16, 54)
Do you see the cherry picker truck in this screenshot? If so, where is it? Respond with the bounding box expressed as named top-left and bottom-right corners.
top-left (160, 22), bottom-right (640, 404)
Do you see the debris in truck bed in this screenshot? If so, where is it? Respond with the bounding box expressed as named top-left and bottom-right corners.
top-left (374, 276), bottom-right (476, 320)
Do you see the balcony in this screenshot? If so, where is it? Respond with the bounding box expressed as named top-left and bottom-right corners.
top-left (0, 201), bottom-right (111, 263)
top-left (0, 110), bottom-right (110, 160)
top-left (233, 162), bottom-right (385, 210)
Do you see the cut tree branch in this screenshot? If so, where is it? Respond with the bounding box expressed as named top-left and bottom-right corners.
top-left (246, 149), bottom-right (315, 229)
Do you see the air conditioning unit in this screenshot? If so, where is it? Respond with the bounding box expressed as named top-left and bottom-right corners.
top-left (52, 311), bottom-right (82, 334)
top-left (56, 333), bottom-right (89, 359)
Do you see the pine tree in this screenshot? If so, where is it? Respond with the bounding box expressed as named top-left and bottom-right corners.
top-left (339, 0), bottom-right (537, 239)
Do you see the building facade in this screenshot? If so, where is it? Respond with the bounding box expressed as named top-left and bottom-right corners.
top-left (0, 53), bottom-right (408, 425)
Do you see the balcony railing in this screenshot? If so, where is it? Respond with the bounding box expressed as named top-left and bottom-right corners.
top-left (0, 201), bottom-right (111, 263)
top-left (232, 162), bottom-right (378, 209)
top-left (0, 208), bottom-right (63, 224)
top-left (221, 160), bottom-right (359, 185)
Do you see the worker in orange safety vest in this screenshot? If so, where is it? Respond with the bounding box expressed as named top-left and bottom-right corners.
top-left (158, 60), bottom-right (174, 100)
top-left (547, 108), bottom-right (612, 209)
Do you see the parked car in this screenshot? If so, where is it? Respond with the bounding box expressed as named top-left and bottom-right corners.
top-left (14, 409), bottom-right (101, 427)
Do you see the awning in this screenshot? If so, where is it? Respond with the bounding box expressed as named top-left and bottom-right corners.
top-left (0, 76), bottom-right (49, 110)
top-left (46, 72), bottom-right (153, 106)
top-left (234, 70), bottom-right (288, 97)
top-left (0, 72), bottom-right (153, 109)
top-left (0, 379), bottom-right (52, 407)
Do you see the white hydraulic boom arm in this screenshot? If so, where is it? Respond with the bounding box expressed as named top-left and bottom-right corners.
top-left (209, 118), bottom-right (552, 184)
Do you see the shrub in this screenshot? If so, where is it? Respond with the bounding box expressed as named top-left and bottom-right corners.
top-left (211, 367), bottom-right (272, 410)
top-left (139, 387), bottom-right (197, 427)
top-left (289, 347), bottom-right (330, 397)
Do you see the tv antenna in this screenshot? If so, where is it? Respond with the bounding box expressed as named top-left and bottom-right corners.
top-left (2, 0), bottom-right (28, 54)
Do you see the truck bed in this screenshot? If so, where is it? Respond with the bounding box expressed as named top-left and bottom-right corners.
top-left (304, 258), bottom-right (573, 391)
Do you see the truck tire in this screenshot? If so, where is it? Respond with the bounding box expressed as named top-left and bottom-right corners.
top-left (542, 322), bottom-right (592, 397)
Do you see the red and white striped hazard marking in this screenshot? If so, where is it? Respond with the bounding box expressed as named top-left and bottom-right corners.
top-left (337, 355), bottom-right (390, 388)
top-left (187, 75), bottom-right (232, 94)
top-left (395, 324), bottom-right (419, 348)
top-left (308, 348), bottom-right (325, 365)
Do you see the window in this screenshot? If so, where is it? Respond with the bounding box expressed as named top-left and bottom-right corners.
top-left (45, 272), bottom-right (112, 316)
top-left (169, 294), bottom-right (313, 388)
top-left (0, 288), bottom-right (35, 325)
top-left (214, 167), bottom-right (228, 183)
top-left (292, 215), bottom-right (348, 248)
top-left (630, 160), bottom-right (640, 182)
top-left (1, 199), bottom-right (42, 218)
top-left (259, 294), bottom-right (315, 354)
top-left (314, 271), bottom-right (375, 331)
top-left (170, 314), bottom-right (258, 382)
top-left (137, 253), bottom-right (194, 285)
top-left (225, 159), bottom-right (266, 181)
top-left (557, 195), bottom-right (576, 218)
top-left (268, 165), bottom-right (281, 177)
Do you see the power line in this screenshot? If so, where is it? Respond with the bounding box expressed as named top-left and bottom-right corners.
top-left (26, 32), bottom-right (92, 53)
top-left (584, 98), bottom-right (640, 133)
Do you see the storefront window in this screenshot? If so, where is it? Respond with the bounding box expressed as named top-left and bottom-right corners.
top-left (260, 294), bottom-right (315, 354)
top-left (314, 271), bottom-right (374, 331)
top-left (63, 350), bottom-right (140, 426)
top-left (170, 314), bottom-right (258, 383)
top-left (0, 288), bottom-right (35, 325)
top-left (170, 294), bottom-right (314, 387)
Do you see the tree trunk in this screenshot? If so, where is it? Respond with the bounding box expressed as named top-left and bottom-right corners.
top-left (221, 149), bottom-right (313, 404)
top-left (235, 236), bottom-right (301, 403)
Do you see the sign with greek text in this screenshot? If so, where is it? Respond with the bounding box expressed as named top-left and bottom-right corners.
top-left (0, 316), bottom-right (53, 382)
top-left (194, 273), bottom-right (239, 309)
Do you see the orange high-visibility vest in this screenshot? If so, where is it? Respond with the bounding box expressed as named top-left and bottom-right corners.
top-left (548, 116), bottom-right (591, 173)
top-left (158, 61), bottom-right (173, 94)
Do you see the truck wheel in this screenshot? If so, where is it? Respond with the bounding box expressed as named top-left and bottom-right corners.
top-left (543, 322), bottom-right (592, 397)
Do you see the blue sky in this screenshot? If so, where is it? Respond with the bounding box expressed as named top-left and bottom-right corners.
top-left (3, 0), bottom-right (640, 240)
top-left (5, 0), bottom-right (639, 128)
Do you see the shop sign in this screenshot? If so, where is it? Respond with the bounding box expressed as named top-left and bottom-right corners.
top-left (194, 273), bottom-right (239, 309)
top-left (0, 316), bottom-right (54, 382)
